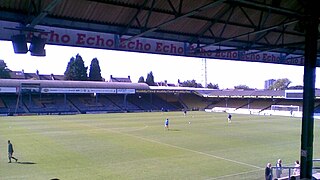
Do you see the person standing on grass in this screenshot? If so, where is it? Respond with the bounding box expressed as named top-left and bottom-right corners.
top-left (227, 113), bottom-right (232, 123)
top-left (8, 140), bottom-right (18, 163)
top-left (183, 110), bottom-right (187, 116)
top-left (164, 118), bottom-right (169, 130)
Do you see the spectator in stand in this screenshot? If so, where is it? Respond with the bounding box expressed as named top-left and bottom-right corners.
top-left (276, 159), bottom-right (282, 178)
top-left (265, 163), bottom-right (272, 180)
top-left (293, 160), bottom-right (300, 176)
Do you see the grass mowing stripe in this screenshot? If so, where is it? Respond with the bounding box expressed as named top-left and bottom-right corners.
top-left (78, 121), bottom-right (263, 170)
top-left (1, 112), bottom-right (305, 179)
top-left (205, 169), bottom-right (263, 180)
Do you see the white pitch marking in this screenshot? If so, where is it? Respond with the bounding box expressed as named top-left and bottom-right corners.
top-left (80, 123), bottom-right (262, 170)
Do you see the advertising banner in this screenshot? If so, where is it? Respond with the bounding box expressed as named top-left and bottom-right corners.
top-left (0, 20), bottom-right (310, 66)
top-left (0, 87), bottom-right (17, 93)
top-left (41, 88), bottom-right (117, 94)
top-left (116, 89), bottom-right (135, 94)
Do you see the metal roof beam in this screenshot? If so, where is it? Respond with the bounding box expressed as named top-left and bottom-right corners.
top-left (218, 6), bottom-right (235, 37)
top-left (239, 6), bottom-right (255, 27)
top-left (230, 0), bottom-right (304, 19)
top-left (27, 0), bottom-right (63, 28)
top-left (87, 0), bottom-right (258, 33)
top-left (121, 0), bottom-right (149, 35)
top-left (144, 0), bottom-right (156, 30)
top-left (178, 0), bottom-right (183, 14)
top-left (166, 0), bottom-right (178, 15)
top-left (200, 20), bottom-right (299, 49)
top-left (121, 0), bottom-right (227, 45)
top-left (189, 4), bottom-right (233, 44)
top-left (249, 17), bottom-right (290, 49)
top-left (89, 0), bottom-right (303, 22)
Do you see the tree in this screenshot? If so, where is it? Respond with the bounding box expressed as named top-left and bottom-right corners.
top-left (269, 78), bottom-right (291, 90)
top-left (288, 85), bottom-right (303, 89)
top-left (138, 76), bottom-right (145, 83)
top-left (64, 57), bottom-right (75, 80)
top-left (0, 60), bottom-right (11, 79)
top-left (181, 80), bottom-right (203, 88)
top-left (146, 71), bottom-right (155, 86)
top-left (64, 54), bottom-right (88, 81)
top-left (88, 58), bottom-right (102, 81)
top-left (234, 85), bottom-right (251, 90)
top-left (207, 83), bottom-right (219, 89)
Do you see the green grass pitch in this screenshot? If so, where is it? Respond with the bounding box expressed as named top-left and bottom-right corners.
top-left (1, 111), bottom-right (319, 180)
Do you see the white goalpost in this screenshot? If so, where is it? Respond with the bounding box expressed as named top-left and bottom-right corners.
top-left (270, 105), bottom-right (300, 112)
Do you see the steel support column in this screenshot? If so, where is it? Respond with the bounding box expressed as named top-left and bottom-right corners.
top-left (300, 0), bottom-right (319, 179)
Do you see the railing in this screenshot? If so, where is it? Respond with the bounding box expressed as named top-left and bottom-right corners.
top-left (270, 159), bottom-right (320, 180)
top-left (270, 166), bottom-right (299, 179)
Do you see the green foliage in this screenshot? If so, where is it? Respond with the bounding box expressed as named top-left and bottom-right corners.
top-left (0, 60), bottom-right (10, 79)
top-left (88, 58), bottom-right (102, 81)
top-left (64, 54), bottom-right (88, 81)
top-left (64, 57), bottom-right (75, 80)
top-left (269, 78), bottom-right (291, 90)
top-left (138, 76), bottom-right (145, 83)
top-left (181, 79), bottom-right (203, 88)
top-left (146, 71), bottom-right (155, 86)
top-left (207, 83), bottom-right (219, 89)
top-left (234, 84), bottom-right (251, 90)
top-left (288, 85), bottom-right (303, 89)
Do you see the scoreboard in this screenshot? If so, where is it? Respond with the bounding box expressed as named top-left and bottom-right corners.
top-left (285, 90), bottom-right (303, 99)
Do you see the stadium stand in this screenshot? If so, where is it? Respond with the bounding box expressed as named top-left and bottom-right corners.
top-left (155, 93), bottom-right (184, 110)
top-left (105, 94), bottom-right (140, 111)
top-left (149, 95), bottom-right (179, 111)
top-left (1, 95), bottom-right (26, 114)
top-left (22, 94), bottom-right (78, 114)
top-left (0, 97), bottom-right (6, 108)
top-left (276, 99), bottom-right (303, 109)
top-left (67, 95), bottom-right (121, 113)
top-left (0, 96), bottom-right (8, 114)
top-left (126, 94), bottom-right (157, 111)
top-left (179, 93), bottom-right (210, 110)
top-left (247, 99), bottom-right (275, 110)
top-left (0, 78), bottom-right (319, 116)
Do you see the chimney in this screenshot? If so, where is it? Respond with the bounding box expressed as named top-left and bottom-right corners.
top-left (36, 70), bottom-right (40, 80)
top-left (21, 69), bottom-right (25, 79)
top-left (50, 73), bottom-right (55, 80)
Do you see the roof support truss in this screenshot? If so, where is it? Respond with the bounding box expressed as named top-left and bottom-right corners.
top-left (120, 0), bottom-right (227, 45)
top-left (27, 0), bottom-right (63, 28)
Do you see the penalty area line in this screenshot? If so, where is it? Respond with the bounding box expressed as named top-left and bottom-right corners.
top-left (80, 123), bottom-right (262, 170)
top-left (134, 136), bottom-right (263, 169)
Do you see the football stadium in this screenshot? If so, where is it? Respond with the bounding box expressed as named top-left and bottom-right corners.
top-left (0, 74), bottom-right (320, 179)
top-left (1, 0), bottom-right (320, 180)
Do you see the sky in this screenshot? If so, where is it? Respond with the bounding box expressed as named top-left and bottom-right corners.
top-left (0, 40), bottom-right (317, 89)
